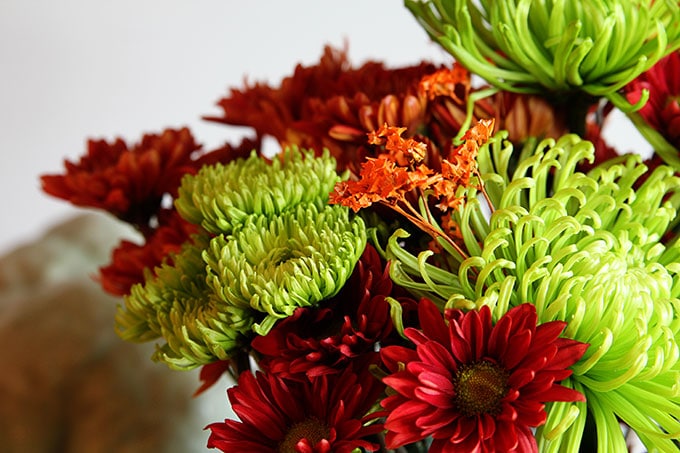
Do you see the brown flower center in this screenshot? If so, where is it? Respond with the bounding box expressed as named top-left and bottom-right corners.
top-left (453, 360), bottom-right (509, 417)
top-left (278, 417), bottom-right (330, 453)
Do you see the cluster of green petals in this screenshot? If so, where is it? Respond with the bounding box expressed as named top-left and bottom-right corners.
top-left (387, 132), bottom-right (680, 451)
top-left (176, 146), bottom-right (341, 234)
top-left (204, 204), bottom-right (366, 336)
top-left (116, 235), bottom-right (255, 369)
top-left (116, 147), bottom-right (366, 369)
top-left (405, 0), bottom-right (680, 111)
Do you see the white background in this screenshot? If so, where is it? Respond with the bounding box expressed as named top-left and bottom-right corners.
top-left (0, 0), bottom-right (644, 255)
top-left (0, 0), bottom-right (453, 255)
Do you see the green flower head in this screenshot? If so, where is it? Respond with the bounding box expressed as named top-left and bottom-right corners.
top-left (204, 203), bottom-right (366, 336)
top-left (116, 147), bottom-right (367, 368)
top-left (405, 0), bottom-right (680, 111)
top-left (176, 146), bottom-right (341, 234)
top-left (115, 235), bottom-right (255, 370)
top-left (388, 133), bottom-right (680, 451)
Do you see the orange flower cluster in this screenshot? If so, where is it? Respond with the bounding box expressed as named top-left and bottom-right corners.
top-left (367, 125), bottom-right (427, 166)
top-left (330, 157), bottom-right (420, 212)
top-left (330, 119), bottom-right (494, 216)
top-left (418, 64), bottom-right (470, 102)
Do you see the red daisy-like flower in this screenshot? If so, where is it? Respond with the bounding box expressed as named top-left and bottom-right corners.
top-left (206, 369), bottom-right (385, 453)
top-left (380, 300), bottom-right (588, 453)
top-left (41, 127), bottom-right (201, 230)
top-left (98, 208), bottom-right (199, 296)
top-left (250, 243), bottom-right (397, 380)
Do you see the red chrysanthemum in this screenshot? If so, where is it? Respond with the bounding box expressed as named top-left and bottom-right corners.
top-left (41, 127), bottom-right (201, 230)
top-left (193, 136), bottom-right (262, 168)
top-left (626, 50), bottom-right (680, 149)
top-left (206, 369), bottom-right (385, 453)
top-left (205, 45), bottom-right (442, 172)
top-left (251, 243), bottom-right (397, 380)
top-left (380, 300), bottom-right (588, 453)
top-left (71, 136), bottom-right (260, 297)
top-left (98, 209), bottom-right (198, 296)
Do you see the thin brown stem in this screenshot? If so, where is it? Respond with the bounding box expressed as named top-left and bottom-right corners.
top-left (478, 176), bottom-right (495, 215)
top-left (390, 201), bottom-right (470, 261)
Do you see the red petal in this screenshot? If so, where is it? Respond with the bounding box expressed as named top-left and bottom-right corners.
top-left (415, 341), bottom-right (457, 373)
top-left (417, 298), bottom-right (449, 343)
top-left (414, 385), bottom-right (455, 408)
top-left (503, 328), bottom-right (532, 369)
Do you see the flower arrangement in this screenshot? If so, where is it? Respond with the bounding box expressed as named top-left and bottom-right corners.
top-left (40, 1), bottom-right (680, 452)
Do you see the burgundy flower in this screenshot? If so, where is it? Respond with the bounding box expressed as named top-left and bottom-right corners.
top-left (193, 136), bottom-right (262, 168)
top-left (206, 45), bottom-right (442, 172)
top-left (251, 243), bottom-right (396, 380)
top-left (380, 300), bottom-right (588, 453)
top-left (206, 369), bottom-right (385, 453)
top-left (41, 127), bottom-right (201, 230)
top-left (626, 51), bottom-right (680, 149)
top-left (98, 209), bottom-right (198, 296)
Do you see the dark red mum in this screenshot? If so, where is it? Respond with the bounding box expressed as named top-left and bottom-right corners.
top-left (206, 369), bottom-right (385, 453)
top-left (251, 243), bottom-right (395, 380)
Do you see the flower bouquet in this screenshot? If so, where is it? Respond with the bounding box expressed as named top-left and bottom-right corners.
top-left (40, 1), bottom-right (680, 452)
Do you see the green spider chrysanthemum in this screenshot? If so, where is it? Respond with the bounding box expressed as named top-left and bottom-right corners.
top-left (204, 203), bottom-right (366, 336)
top-left (388, 133), bottom-right (680, 451)
top-left (405, 0), bottom-right (680, 112)
top-left (116, 147), bottom-right (367, 369)
top-left (176, 146), bottom-right (341, 234)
